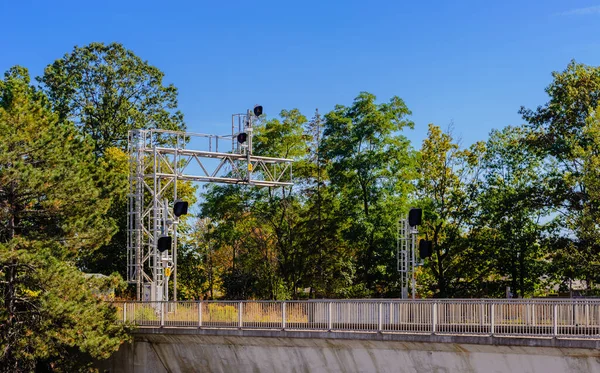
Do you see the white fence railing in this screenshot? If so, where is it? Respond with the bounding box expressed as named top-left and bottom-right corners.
top-left (113, 299), bottom-right (600, 339)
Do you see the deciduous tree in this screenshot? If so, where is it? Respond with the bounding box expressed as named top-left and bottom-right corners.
top-left (416, 124), bottom-right (486, 297)
top-left (322, 92), bottom-right (414, 296)
top-left (520, 61), bottom-right (600, 289)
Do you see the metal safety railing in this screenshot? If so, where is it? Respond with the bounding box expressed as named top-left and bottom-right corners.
top-left (113, 299), bottom-right (600, 339)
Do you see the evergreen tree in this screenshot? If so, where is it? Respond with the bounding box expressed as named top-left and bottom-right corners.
top-left (0, 67), bottom-right (129, 372)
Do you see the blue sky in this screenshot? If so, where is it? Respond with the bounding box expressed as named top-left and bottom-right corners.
top-left (2, 0), bottom-right (600, 147)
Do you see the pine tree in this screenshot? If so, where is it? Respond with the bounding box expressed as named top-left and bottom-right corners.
top-left (0, 67), bottom-right (129, 372)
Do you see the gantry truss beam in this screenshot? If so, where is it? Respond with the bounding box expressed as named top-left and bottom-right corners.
top-left (128, 121), bottom-right (293, 302)
top-left (146, 147), bottom-right (293, 187)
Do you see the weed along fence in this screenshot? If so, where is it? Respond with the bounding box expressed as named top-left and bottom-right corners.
top-left (114, 299), bottom-right (600, 339)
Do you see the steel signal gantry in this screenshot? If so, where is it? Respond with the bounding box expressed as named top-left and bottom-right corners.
top-left (127, 108), bottom-right (293, 301)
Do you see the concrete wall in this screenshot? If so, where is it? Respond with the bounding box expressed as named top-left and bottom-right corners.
top-left (99, 329), bottom-right (600, 373)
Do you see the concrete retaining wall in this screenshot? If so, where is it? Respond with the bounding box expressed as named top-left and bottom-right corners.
top-left (99, 329), bottom-right (600, 373)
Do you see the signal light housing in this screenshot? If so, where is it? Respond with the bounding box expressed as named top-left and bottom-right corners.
top-left (173, 200), bottom-right (188, 217)
top-left (157, 235), bottom-right (172, 253)
top-left (419, 239), bottom-right (433, 259)
top-left (408, 208), bottom-right (422, 227)
top-left (253, 105), bottom-right (263, 117)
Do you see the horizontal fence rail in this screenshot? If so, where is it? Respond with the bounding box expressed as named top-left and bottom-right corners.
top-left (114, 299), bottom-right (600, 340)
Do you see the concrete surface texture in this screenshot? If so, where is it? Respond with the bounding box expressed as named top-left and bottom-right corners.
top-left (99, 331), bottom-right (600, 373)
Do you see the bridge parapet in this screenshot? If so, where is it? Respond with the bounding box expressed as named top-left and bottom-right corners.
top-left (114, 299), bottom-right (600, 341)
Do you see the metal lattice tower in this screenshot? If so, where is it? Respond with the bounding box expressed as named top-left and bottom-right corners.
top-left (397, 219), bottom-right (417, 299)
top-left (127, 110), bottom-right (293, 301)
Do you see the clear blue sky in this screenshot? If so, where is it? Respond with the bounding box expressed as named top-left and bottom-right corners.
top-left (2, 0), bottom-right (600, 147)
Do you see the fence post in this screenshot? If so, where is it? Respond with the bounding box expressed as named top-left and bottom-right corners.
top-left (238, 302), bottom-right (244, 329)
top-left (597, 304), bottom-right (600, 335)
top-left (123, 303), bottom-right (127, 323)
top-left (328, 302), bottom-right (333, 331)
top-left (198, 300), bottom-right (202, 328)
top-left (160, 302), bottom-right (165, 327)
top-left (282, 302), bottom-right (287, 330)
top-left (553, 303), bottom-right (558, 337)
top-left (432, 302), bottom-right (437, 334)
top-left (490, 303), bottom-right (495, 335)
top-left (479, 301), bottom-right (484, 327)
top-left (378, 302), bottom-right (383, 332)
top-left (586, 303), bottom-right (590, 327)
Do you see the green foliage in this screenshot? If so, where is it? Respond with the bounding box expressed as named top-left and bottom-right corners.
top-left (478, 126), bottom-right (550, 297)
top-left (76, 146), bottom-right (129, 277)
top-left (415, 124), bottom-right (487, 297)
top-left (192, 94), bottom-right (416, 300)
top-left (0, 66), bottom-right (115, 255)
top-left (5, 42), bottom-right (600, 331)
top-left (0, 246), bottom-right (131, 372)
top-left (520, 61), bottom-right (600, 290)
top-left (0, 67), bottom-right (129, 372)
top-left (322, 92), bottom-right (415, 295)
top-left (39, 42), bottom-right (185, 154)
top-left (578, 107), bottom-right (600, 241)
top-left (39, 42), bottom-right (193, 282)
